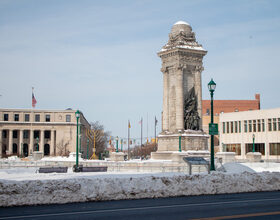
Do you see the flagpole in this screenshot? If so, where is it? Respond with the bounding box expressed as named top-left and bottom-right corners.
top-left (155, 116), bottom-right (156, 145)
top-left (128, 120), bottom-right (130, 160)
top-left (140, 117), bottom-right (143, 159)
top-left (146, 112), bottom-right (149, 145)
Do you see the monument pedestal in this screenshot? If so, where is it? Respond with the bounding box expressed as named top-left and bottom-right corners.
top-left (246, 152), bottom-right (262, 162)
top-left (33, 151), bottom-right (44, 160)
top-left (171, 152), bottom-right (189, 163)
top-left (69, 152), bottom-right (82, 160)
top-left (110, 152), bottom-right (125, 161)
top-left (216, 152), bottom-right (236, 163)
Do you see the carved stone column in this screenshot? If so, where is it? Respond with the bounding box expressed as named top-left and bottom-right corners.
top-left (50, 130), bottom-right (55, 156)
top-left (30, 130), bottom-right (34, 152)
top-left (19, 129), bottom-right (23, 157)
top-left (193, 65), bottom-right (203, 129)
top-left (161, 67), bottom-right (169, 131)
top-left (8, 129), bottom-right (13, 155)
top-left (40, 130), bottom-right (44, 152)
top-left (175, 64), bottom-right (184, 131)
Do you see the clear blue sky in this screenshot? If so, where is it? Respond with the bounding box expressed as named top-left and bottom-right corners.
top-left (0, 0), bottom-right (280, 144)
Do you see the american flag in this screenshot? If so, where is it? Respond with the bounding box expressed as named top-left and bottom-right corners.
top-left (32, 87), bottom-right (37, 108)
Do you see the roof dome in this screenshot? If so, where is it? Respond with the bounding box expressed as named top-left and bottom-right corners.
top-left (170, 20), bottom-right (192, 38)
top-left (174, 21), bottom-right (190, 26)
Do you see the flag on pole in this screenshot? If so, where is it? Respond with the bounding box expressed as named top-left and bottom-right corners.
top-left (32, 87), bottom-right (37, 108)
top-left (139, 118), bottom-right (142, 125)
top-left (155, 116), bottom-right (158, 125)
top-left (128, 120), bottom-right (131, 128)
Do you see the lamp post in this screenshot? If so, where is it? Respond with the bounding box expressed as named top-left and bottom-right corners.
top-left (178, 130), bottom-right (182, 152)
top-left (86, 138), bottom-right (89, 159)
top-left (36, 137), bottom-right (39, 151)
top-left (208, 78), bottom-right (216, 171)
top-left (74, 110), bottom-right (80, 172)
top-left (116, 136), bottom-right (119, 153)
top-left (252, 134), bottom-right (255, 153)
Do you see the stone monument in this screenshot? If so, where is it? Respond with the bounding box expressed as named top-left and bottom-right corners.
top-left (151, 21), bottom-right (209, 160)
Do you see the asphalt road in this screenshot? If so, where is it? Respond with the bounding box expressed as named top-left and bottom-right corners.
top-left (1, 191), bottom-right (280, 220)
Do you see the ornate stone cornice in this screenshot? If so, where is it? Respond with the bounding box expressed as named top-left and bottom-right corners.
top-left (194, 65), bottom-right (204, 72)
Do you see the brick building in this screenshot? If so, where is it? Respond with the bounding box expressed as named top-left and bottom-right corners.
top-left (202, 94), bottom-right (261, 151)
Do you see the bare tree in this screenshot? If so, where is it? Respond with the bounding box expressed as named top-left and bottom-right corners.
top-left (130, 143), bottom-right (157, 159)
top-left (56, 140), bottom-right (70, 156)
top-left (90, 121), bottom-right (111, 157)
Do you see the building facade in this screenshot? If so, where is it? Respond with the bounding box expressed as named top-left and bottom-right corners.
top-left (219, 108), bottom-right (280, 160)
top-left (0, 109), bottom-right (91, 158)
top-left (202, 94), bottom-right (261, 152)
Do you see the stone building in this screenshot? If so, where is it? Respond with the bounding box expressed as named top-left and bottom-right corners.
top-left (0, 109), bottom-right (91, 158)
top-left (202, 94), bottom-right (261, 151)
top-left (219, 107), bottom-right (280, 161)
top-left (152, 21), bottom-right (208, 160)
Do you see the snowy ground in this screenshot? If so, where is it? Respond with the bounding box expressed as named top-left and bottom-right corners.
top-left (1, 162), bottom-right (280, 207)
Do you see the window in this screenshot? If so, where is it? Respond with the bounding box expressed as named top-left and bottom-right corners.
top-left (14, 114), bottom-right (19, 121)
top-left (206, 109), bottom-right (209, 115)
top-left (268, 119), bottom-right (272, 131)
top-left (45, 130), bottom-right (50, 139)
top-left (4, 114), bottom-right (8, 121)
top-left (257, 120), bottom-right (261, 132)
top-left (230, 122), bottom-right (233, 133)
top-left (270, 143), bottom-right (280, 155)
top-left (12, 144), bottom-right (17, 154)
top-left (35, 114), bottom-right (40, 122)
top-left (273, 118), bottom-right (277, 131)
top-left (66, 115), bottom-right (71, 122)
top-left (235, 121), bottom-right (238, 133)
top-left (223, 122), bottom-right (225, 133)
top-left (23, 130), bottom-right (29, 139)
top-left (13, 130), bottom-right (18, 138)
top-left (45, 115), bottom-right (50, 122)
top-left (246, 143), bottom-right (265, 155)
top-left (244, 120), bottom-right (248, 133)
top-left (253, 120), bottom-right (256, 132)
top-left (278, 118), bottom-right (280, 131)
top-left (262, 119), bottom-right (265, 132)
top-left (34, 130), bottom-right (40, 139)
top-left (249, 120), bottom-right (252, 132)
top-left (224, 143), bottom-right (241, 155)
top-left (226, 122), bottom-right (229, 134)
top-left (235, 109), bottom-right (239, 112)
top-left (25, 114), bottom-right (30, 122)
top-left (239, 121), bottom-right (241, 133)
top-left (3, 130), bottom-right (7, 138)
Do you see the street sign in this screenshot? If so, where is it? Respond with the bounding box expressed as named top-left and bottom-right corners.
top-left (209, 123), bottom-right (218, 135)
top-left (183, 157), bottom-right (210, 174)
top-left (183, 157), bottom-right (209, 165)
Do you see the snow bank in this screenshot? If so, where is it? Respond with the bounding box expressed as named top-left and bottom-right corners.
top-left (1, 171), bottom-right (280, 207)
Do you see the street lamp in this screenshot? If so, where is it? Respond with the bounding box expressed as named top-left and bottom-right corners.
top-left (86, 138), bottom-right (89, 159)
top-left (208, 78), bottom-right (216, 171)
top-left (116, 136), bottom-right (119, 153)
top-left (178, 130), bottom-right (182, 152)
top-left (252, 134), bottom-right (255, 153)
top-left (74, 110), bottom-right (80, 172)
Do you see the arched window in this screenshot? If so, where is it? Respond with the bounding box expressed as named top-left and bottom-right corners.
top-left (12, 143), bottom-right (17, 154)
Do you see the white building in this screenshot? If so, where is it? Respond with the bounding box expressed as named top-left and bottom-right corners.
top-left (219, 108), bottom-right (280, 160)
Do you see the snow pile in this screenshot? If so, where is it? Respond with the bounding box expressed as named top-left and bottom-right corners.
top-left (1, 171), bottom-right (280, 207)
